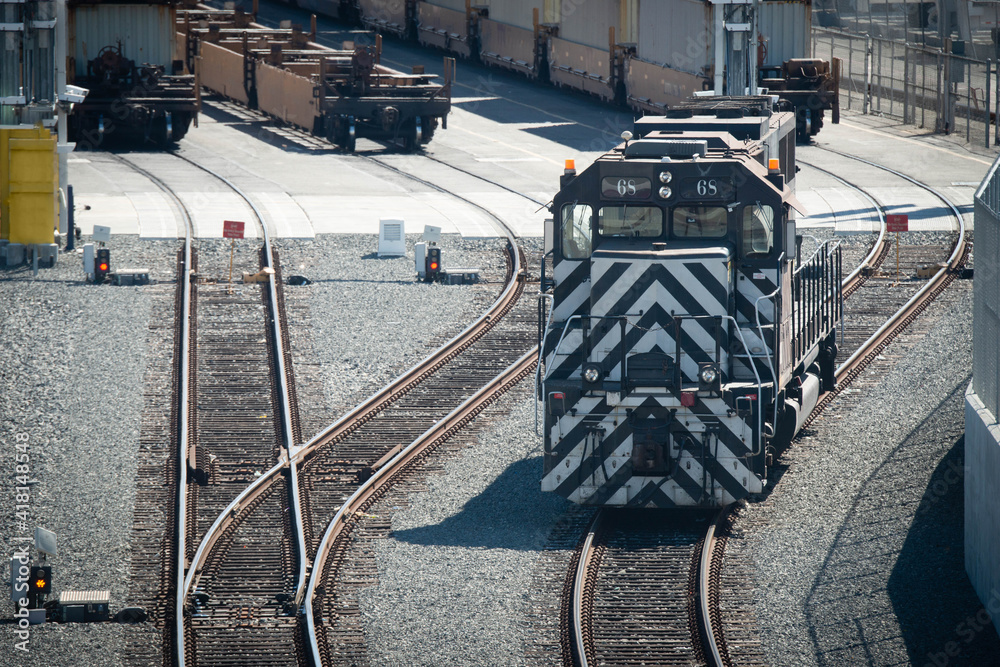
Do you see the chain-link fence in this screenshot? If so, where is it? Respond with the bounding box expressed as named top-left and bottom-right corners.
top-left (814, 26), bottom-right (1000, 147)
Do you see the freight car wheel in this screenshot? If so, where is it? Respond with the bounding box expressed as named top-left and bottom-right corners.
top-left (330, 115), bottom-right (356, 152)
top-left (419, 116), bottom-right (436, 145)
top-left (402, 117), bottom-right (423, 152)
top-left (344, 115), bottom-right (356, 153)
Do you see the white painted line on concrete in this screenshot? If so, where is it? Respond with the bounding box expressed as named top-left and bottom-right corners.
top-left (255, 192), bottom-right (315, 239)
top-left (129, 192), bottom-right (181, 239)
top-left (74, 194), bottom-right (139, 236)
top-left (180, 191), bottom-right (257, 238)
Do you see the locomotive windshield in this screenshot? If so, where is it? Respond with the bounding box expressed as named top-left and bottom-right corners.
top-left (742, 203), bottom-right (774, 257)
top-left (672, 206), bottom-right (728, 238)
top-left (598, 206), bottom-right (662, 237)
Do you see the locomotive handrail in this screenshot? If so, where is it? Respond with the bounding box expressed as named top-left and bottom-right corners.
top-left (753, 241), bottom-right (843, 440)
top-left (534, 292), bottom-right (554, 435)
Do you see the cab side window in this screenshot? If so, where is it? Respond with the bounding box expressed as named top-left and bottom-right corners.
top-left (561, 203), bottom-right (593, 259)
top-left (742, 204), bottom-right (774, 258)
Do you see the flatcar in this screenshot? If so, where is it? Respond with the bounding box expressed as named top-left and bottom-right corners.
top-left (538, 96), bottom-right (842, 508)
top-left (280, 0), bottom-right (839, 142)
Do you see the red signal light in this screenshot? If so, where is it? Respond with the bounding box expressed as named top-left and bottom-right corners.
top-left (99, 262), bottom-right (109, 272)
top-left (429, 261), bottom-right (439, 271)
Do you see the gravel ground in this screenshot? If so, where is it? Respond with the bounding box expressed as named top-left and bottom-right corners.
top-left (0, 235), bottom-right (175, 667)
top-left (274, 234), bottom-right (511, 418)
top-left (356, 388), bottom-right (570, 666)
top-left (734, 277), bottom-right (1000, 665)
top-left (279, 232), bottom-right (568, 665)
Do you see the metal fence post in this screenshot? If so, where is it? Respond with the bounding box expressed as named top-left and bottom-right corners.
top-left (937, 51), bottom-right (944, 132)
top-left (968, 60), bottom-right (972, 142)
top-left (876, 38), bottom-right (883, 113)
top-left (921, 49), bottom-right (926, 128)
top-left (889, 39), bottom-right (895, 117)
top-left (848, 34), bottom-right (854, 111)
top-left (986, 59), bottom-right (991, 148)
top-left (995, 57), bottom-right (999, 144)
top-left (904, 45), bottom-right (910, 124)
top-left (865, 34), bottom-right (872, 114)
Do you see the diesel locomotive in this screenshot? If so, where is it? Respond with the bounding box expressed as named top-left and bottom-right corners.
top-left (538, 96), bottom-right (842, 508)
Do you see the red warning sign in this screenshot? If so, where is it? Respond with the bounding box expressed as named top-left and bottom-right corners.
top-left (223, 220), bottom-right (245, 239)
top-left (886, 214), bottom-right (909, 233)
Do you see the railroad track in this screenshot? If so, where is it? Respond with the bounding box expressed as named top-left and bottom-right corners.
top-left (562, 152), bottom-right (969, 667)
top-left (113, 150), bottom-right (306, 666)
top-left (803, 147), bottom-right (969, 428)
top-left (113, 134), bottom-right (544, 664)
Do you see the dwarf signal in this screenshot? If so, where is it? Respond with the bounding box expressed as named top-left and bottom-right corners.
top-left (425, 246), bottom-right (441, 282)
top-left (94, 248), bottom-right (110, 283)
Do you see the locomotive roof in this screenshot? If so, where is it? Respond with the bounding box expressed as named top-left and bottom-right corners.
top-left (591, 132), bottom-right (807, 214)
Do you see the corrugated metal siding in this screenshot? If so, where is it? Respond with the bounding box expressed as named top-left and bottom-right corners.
top-left (559, 0), bottom-right (618, 49)
top-left (758, 1), bottom-right (809, 68)
top-left (420, 0), bottom-right (465, 13)
top-left (70, 4), bottom-right (175, 77)
top-left (975, 156), bottom-right (1000, 416)
top-left (637, 0), bottom-right (711, 73)
top-left (485, 0), bottom-right (541, 31)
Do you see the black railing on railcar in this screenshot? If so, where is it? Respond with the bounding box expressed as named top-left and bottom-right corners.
top-left (791, 241), bottom-right (842, 371)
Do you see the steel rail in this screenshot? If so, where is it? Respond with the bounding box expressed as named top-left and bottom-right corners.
top-left (169, 152), bottom-right (310, 608)
top-left (111, 154), bottom-right (194, 667)
top-left (363, 155), bottom-right (525, 240)
top-left (570, 509), bottom-right (604, 667)
top-left (179, 235), bottom-right (521, 641)
top-left (698, 509), bottom-right (728, 667)
top-left (305, 348), bottom-right (538, 667)
top-left (118, 151), bottom-right (305, 664)
top-left (797, 158), bottom-right (888, 292)
top-left (805, 148), bottom-right (967, 425)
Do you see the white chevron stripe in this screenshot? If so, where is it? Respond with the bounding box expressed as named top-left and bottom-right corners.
top-left (554, 258), bottom-right (585, 281)
top-left (590, 261), bottom-right (648, 316)
top-left (552, 281), bottom-right (591, 322)
top-left (589, 304), bottom-right (728, 376)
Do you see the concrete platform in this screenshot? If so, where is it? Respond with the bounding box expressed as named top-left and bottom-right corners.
top-left (67, 89), bottom-right (991, 241)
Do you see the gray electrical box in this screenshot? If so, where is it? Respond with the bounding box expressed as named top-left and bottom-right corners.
top-left (82, 243), bottom-right (94, 280)
top-left (414, 242), bottom-right (427, 279)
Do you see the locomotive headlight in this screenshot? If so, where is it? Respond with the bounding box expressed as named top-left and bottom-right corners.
top-left (698, 362), bottom-right (721, 393)
top-left (582, 363), bottom-right (602, 386)
top-left (658, 186), bottom-right (672, 199)
top-left (659, 171), bottom-right (673, 184)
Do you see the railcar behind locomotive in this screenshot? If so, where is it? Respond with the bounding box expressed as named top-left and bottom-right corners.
top-left (68, 0), bottom-right (198, 146)
top-left (538, 96), bottom-right (842, 508)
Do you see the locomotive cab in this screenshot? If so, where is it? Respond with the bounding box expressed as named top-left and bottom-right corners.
top-left (539, 97), bottom-right (841, 508)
